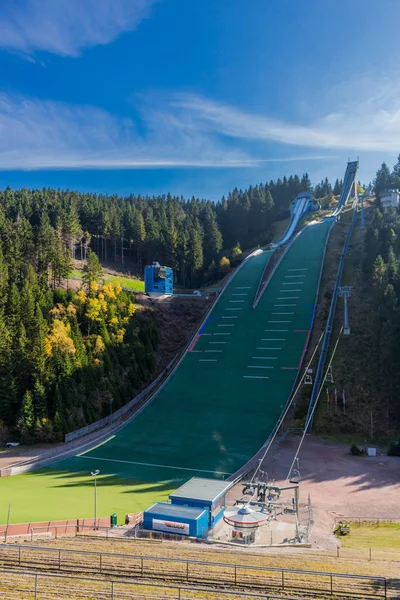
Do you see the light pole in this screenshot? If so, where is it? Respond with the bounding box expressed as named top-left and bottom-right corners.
top-left (91, 470), bottom-right (100, 530)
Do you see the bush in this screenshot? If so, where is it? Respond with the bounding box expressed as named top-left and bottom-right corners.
top-left (387, 440), bottom-right (400, 456)
top-left (219, 256), bottom-right (231, 275)
top-left (350, 444), bottom-right (363, 456)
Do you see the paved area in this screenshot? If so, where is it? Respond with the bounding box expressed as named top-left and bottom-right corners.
top-left (267, 436), bottom-right (400, 520)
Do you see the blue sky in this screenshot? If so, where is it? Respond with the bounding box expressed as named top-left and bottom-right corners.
top-left (1, 0), bottom-right (400, 200)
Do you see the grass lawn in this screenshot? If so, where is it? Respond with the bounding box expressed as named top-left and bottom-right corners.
top-left (68, 270), bottom-right (145, 292)
top-left (0, 469), bottom-right (174, 525)
top-left (339, 522), bottom-right (400, 549)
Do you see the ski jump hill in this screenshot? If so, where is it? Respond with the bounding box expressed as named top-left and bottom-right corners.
top-left (2, 161), bottom-right (359, 520)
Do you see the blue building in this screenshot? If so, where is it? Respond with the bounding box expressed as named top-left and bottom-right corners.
top-left (142, 478), bottom-right (235, 538)
top-left (142, 502), bottom-right (208, 538)
top-left (144, 262), bottom-right (173, 295)
top-left (169, 477), bottom-right (234, 528)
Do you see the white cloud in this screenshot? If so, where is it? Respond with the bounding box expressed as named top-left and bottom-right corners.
top-left (0, 94), bottom-right (264, 169)
top-left (0, 0), bottom-right (155, 57)
top-left (174, 87), bottom-right (400, 152)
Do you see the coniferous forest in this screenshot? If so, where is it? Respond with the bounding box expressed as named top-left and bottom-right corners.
top-left (0, 173), bottom-right (314, 443)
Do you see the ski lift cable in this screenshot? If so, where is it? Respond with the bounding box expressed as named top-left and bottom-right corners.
top-left (286, 327), bottom-right (343, 482)
top-left (249, 330), bottom-right (324, 485)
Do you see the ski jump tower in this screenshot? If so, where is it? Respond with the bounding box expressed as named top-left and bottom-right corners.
top-left (332, 160), bottom-right (359, 216)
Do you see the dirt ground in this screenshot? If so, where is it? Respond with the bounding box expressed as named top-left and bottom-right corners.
top-left (0, 443), bottom-right (63, 470)
top-left (267, 435), bottom-right (400, 518)
top-left (224, 435), bottom-right (400, 550)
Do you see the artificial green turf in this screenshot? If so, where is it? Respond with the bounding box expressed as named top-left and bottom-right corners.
top-left (2, 220), bottom-right (332, 523)
top-left (0, 469), bottom-right (174, 524)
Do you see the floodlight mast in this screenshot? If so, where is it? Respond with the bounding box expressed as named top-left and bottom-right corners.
top-left (91, 470), bottom-right (100, 530)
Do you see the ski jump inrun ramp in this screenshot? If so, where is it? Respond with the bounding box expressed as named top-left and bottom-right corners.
top-left (5, 162), bottom-right (358, 518)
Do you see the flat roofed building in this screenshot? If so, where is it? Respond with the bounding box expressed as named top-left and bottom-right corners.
top-left (381, 189), bottom-right (400, 209)
top-left (170, 477), bottom-right (235, 528)
top-left (143, 502), bottom-right (208, 537)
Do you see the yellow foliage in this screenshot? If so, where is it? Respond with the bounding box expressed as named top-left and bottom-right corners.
top-left (50, 302), bottom-right (77, 320)
top-left (45, 320), bottom-right (76, 357)
top-left (112, 328), bottom-right (125, 344)
top-left (87, 298), bottom-right (102, 322)
top-left (93, 335), bottom-right (105, 355)
top-left (109, 317), bottom-right (118, 326)
top-left (90, 281), bottom-right (99, 294)
top-left (113, 281), bottom-right (122, 296)
top-left (49, 303), bottom-right (65, 319)
top-left (121, 316), bottom-right (129, 325)
top-left (93, 358), bottom-right (102, 367)
top-left (128, 302), bottom-right (135, 316)
top-left (74, 289), bottom-right (87, 305)
top-left (98, 292), bottom-right (105, 300)
top-left (101, 283), bottom-right (116, 300)
top-left (66, 302), bottom-right (77, 317)
top-left (99, 298), bottom-right (108, 313)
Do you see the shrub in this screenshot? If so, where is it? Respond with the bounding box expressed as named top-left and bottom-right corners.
top-left (350, 444), bottom-right (363, 456)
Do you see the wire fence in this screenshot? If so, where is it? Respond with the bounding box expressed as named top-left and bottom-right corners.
top-left (0, 568), bottom-right (304, 600)
top-left (0, 543), bottom-right (389, 598)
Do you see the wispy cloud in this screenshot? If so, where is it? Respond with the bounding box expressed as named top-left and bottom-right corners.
top-left (174, 87), bottom-right (400, 152)
top-left (0, 94), bottom-right (258, 169)
top-left (0, 0), bottom-right (156, 57)
top-left (0, 94), bottom-right (333, 170)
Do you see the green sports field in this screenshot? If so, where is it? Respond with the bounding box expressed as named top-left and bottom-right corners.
top-left (1, 220), bottom-right (332, 524)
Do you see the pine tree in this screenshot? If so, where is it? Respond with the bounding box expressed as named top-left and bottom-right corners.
top-left (82, 250), bottom-right (103, 291)
top-left (17, 390), bottom-right (35, 439)
top-left (333, 179), bottom-right (341, 195)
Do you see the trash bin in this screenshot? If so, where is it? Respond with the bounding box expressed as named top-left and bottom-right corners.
top-left (110, 513), bottom-right (117, 528)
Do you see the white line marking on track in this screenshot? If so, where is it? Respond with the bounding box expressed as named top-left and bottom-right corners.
top-left (226, 308), bottom-right (242, 310)
top-left (243, 376), bottom-right (269, 379)
top-left (272, 312), bottom-right (294, 315)
top-left (282, 282), bottom-right (304, 285)
top-left (78, 455), bottom-right (231, 475)
top-left (285, 275), bottom-right (305, 278)
top-left (229, 300), bottom-right (245, 303)
top-left (268, 320), bottom-right (291, 323)
top-left (218, 324), bottom-right (234, 327)
top-left (288, 268), bottom-right (308, 271)
top-left (209, 341), bottom-right (226, 344)
top-left (280, 290), bottom-right (301, 293)
top-left (199, 359), bottom-right (218, 362)
top-left (262, 338), bottom-right (285, 341)
top-left (232, 293), bottom-right (248, 296)
top-left (222, 316), bottom-right (238, 318)
top-left (236, 286), bottom-right (251, 289)
top-left (274, 304), bottom-right (297, 307)
top-left (205, 350), bottom-right (222, 353)
top-left (256, 347), bottom-right (281, 350)
top-left (277, 297), bottom-right (299, 300)
top-left (265, 329), bottom-right (288, 332)
top-left (214, 333), bottom-right (230, 335)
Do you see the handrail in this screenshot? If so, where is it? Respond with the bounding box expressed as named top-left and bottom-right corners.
top-left (305, 202), bottom-right (358, 431)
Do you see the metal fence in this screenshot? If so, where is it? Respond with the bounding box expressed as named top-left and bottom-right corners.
top-left (0, 568), bottom-right (303, 600)
top-left (0, 544), bottom-right (388, 598)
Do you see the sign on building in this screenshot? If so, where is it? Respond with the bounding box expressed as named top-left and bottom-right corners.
top-left (152, 519), bottom-right (190, 535)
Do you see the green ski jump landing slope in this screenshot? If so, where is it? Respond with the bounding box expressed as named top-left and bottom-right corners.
top-left (1, 220), bottom-right (332, 523)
